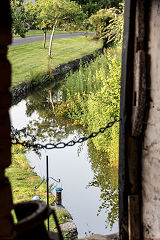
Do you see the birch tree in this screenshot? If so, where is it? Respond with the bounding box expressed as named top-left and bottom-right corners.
top-left (34, 0), bottom-right (86, 55)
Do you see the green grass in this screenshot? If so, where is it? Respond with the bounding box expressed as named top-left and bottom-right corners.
top-left (7, 145), bottom-right (73, 237)
top-left (13, 29), bottom-right (86, 38)
top-left (9, 36), bottom-right (102, 87)
top-left (6, 145), bottom-right (55, 204)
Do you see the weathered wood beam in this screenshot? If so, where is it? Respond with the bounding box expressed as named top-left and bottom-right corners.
top-left (119, 0), bottom-right (148, 239)
top-left (119, 0), bottom-right (137, 238)
top-left (0, 1), bottom-right (15, 239)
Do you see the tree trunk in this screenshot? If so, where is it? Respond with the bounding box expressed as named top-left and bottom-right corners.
top-left (43, 30), bottom-right (47, 48)
top-left (49, 90), bottom-right (54, 110)
top-left (48, 20), bottom-right (57, 57)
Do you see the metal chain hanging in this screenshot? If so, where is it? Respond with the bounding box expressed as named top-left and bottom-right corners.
top-left (11, 117), bottom-right (120, 150)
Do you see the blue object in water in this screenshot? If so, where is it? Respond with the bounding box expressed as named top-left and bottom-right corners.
top-left (56, 187), bottom-right (63, 192)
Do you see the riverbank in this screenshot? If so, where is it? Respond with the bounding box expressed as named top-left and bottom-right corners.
top-left (9, 36), bottom-right (102, 87)
top-left (6, 145), bottom-right (78, 239)
top-left (11, 48), bottom-right (102, 106)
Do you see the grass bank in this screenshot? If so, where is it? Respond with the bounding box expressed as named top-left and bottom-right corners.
top-left (9, 36), bottom-right (102, 87)
top-left (6, 145), bottom-right (55, 204)
top-left (6, 145), bottom-right (73, 238)
top-left (54, 44), bottom-right (122, 165)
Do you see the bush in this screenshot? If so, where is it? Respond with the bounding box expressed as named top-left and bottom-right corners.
top-left (54, 44), bottom-right (122, 164)
top-left (102, 3), bottom-right (124, 45)
top-left (89, 3), bottom-right (124, 48)
top-left (89, 9), bottom-right (114, 39)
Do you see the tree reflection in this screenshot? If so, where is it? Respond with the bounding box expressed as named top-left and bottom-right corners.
top-left (87, 141), bottom-right (118, 228)
top-left (23, 82), bottom-right (82, 143)
top-left (11, 81), bottom-right (118, 228)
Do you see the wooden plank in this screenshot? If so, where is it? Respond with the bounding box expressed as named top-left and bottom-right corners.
top-left (128, 195), bottom-right (140, 240)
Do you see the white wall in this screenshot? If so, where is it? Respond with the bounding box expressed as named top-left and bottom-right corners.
top-left (142, 0), bottom-right (160, 239)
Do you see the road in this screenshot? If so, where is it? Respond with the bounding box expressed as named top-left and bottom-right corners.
top-left (10, 32), bottom-right (94, 46)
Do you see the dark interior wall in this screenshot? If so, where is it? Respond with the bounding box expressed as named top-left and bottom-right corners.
top-left (0, 1), bottom-right (15, 239)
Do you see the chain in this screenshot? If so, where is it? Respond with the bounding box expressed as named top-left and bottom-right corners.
top-left (11, 117), bottom-right (120, 150)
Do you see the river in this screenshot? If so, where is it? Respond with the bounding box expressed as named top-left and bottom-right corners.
top-left (10, 82), bottom-right (118, 238)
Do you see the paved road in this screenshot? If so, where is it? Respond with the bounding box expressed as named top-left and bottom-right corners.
top-left (10, 32), bottom-right (94, 46)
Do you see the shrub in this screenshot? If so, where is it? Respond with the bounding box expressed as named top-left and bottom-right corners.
top-left (89, 3), bottom-right (124, 48)
top-left (54, 45), bottom-right (122, 164)
top-left (89, 9), bottom-right (114, 39)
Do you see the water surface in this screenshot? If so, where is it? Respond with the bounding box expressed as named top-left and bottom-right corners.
top-left (10, 83), bottom-right (118, 237)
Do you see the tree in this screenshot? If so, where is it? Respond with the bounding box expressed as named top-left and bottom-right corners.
top-left (89, 3), bottom-right (124, 48)
top-left (102, 3), bottom-right (124, 45)
top-left (28, 0), bottom-right (86, 54)
top-left (89, 8), bottom-right (114, 38)
top-left (25, 1), bottom-right (39, 30)
top-left (87, 141), bottom-right (118, 229)
top-left (11, 0), bottom-right (29, 37)
top-left (26, 0), bottom-right (49, 48)
top-left (46, 0), bottom-right (86, 56)
top-left (70, 0), bottom-right (123, 17)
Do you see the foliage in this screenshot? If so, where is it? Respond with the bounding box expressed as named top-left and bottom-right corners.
top-left (10, 45), bottom-right (121, 229)
top-left (7, 145), bottom-right (73, 235)
top-left (25, 0), bottom-right (86, 54)
top-left (25, 1), bottom-right (40, 29)
top-left (6, 145), bottom-right (55, 204)
top-left (102, 3), bottom-right (124, 44)
top-left (52, 44), bottom-right (121, 229)
top-left (55, 59), bottom-right (104, 121)
top-left (70, 0), bottom-right (123, 17)
top-left (54, 45), bottom-right (121, 164)
top-left (53, 46), bottom-right (121, 225)
top-left (55, 208), bottom-right (72, 224)
top-left (11, 0), bottom-right (29, 37)
top-left (86, 48), bottom-right (121, 162)
top-left (89, 3), bottom-right (124, 47)
top-left (87, 142), bottom-right (118, 228)
top-left (89, 8), bottom-right (115, 39)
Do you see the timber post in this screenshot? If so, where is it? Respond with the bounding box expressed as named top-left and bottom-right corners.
top-left (119, 0), bottom-right (160, 239)
top-left (119, 0), bottom-right (148, 239)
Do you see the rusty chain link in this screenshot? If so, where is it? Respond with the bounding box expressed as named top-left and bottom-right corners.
top-left (11, 117), bottom-right (120, 150)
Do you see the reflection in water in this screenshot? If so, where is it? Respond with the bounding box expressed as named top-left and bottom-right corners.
top-left (10, 82), bottom-right (118, 237)
top-left (87, 142), bottom-right (118, 229)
